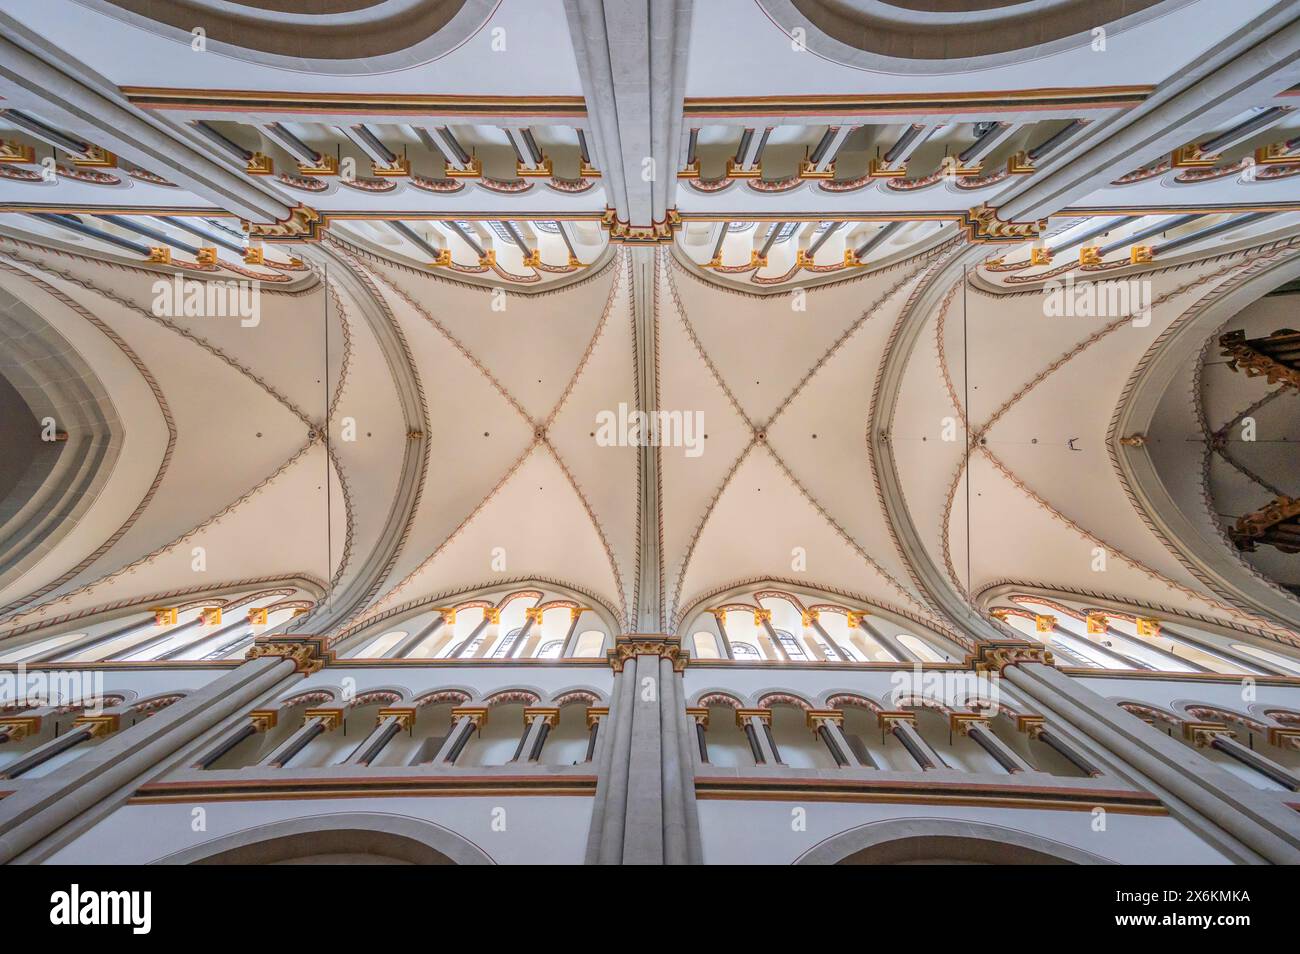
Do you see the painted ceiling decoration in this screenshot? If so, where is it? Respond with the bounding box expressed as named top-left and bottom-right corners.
top-left (0, 0), bottom-right (1297, 669)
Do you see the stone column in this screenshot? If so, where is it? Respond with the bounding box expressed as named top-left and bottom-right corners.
top-left (848, 611), bottom-right (907, 663)
top-left (345, 707), bottom-right (416, 766)
top-left (0, 636), bottom-right (328, 863)
top-left (877, 711), bottom-right (945, 770)
top-left (506, 608), bottom-right (544, 659)
top-left (1016, 714), bottom-right (1103, 777)
top-left (686, 707), bottom-right (709, 762)
top-left (709, 609), bottom-right (734, 659)
top-left (385, 609), bottom-right (451, 659)
top-left (584, 706), bottom-right (608, 763)
top-left (806, 611), bottom-right (851, 662)
top-left (755, 609), bottom-right (789, 661)
top-left (191, 708), bottom-right (277, 769)
top-left (23, 611), bottom-right (160, 663)
top-left (1183, 721), bottom-right (1300, 792)
top-left (448, 609), bottom-right (498, 658)
top-left (584, 635), bottom-right (700, 864)
top-left (951, 713), bottom-right (1033, 773)
top-left (436, 707), bottom-right (488, 764)
top-left (807, 709), bottom-right (854, 766)
top-left (519, 707), bottom-right (559, 762)
top-left (988, 642), bottom-right (1300, 864)
top-left (261, 707), bottom-right (342, 768)
top-left (0, 713), bottom-right (118, 780)
top-left (735, 708), bottom-right (777, 764)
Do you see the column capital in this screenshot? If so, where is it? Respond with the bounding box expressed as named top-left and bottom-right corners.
top-left (949, 712), bottom-right (989, 736)
top-left (965, 641), bottom-right (1055, 673)
top-left (801, 609), bottom-right (820, 626)
top-left (607, 635), bottom-right (688, 672)
top-left (685, 707), bottom-right (709, 728)
top-left (434, 607), bottom-right (457, 624)
top-left (0, 715), bottom-right (41, 741)
top-left (876, 710), bottom-right (917, 730)
top-left (1267, 726), bottom-right (1300, 750)
top-left (805, 709), bottom-right (843, 731)
top-left (523, 707), bottom-right (560, 728)
top-left (1016, 714), bottom-right (1047, 738)
top-left (247, 709), bottom-right (278, 732)
top-left (958, 203), bottom-right (1047, 244)
top-left (586, 706), bottom-right (609, 729)
top-left (1183, 721), bottom-right (1234, 747)
top-left (72, 713), bottom-right (120, 738)
top-left (243, 203), bottom-right (324, 243)
top-left (451, 706), bottom-right (489, 729)
top-left (601, 208), bottom-right (682, 244)
top-left (150, 606), bottom-right (178, 625)
top-left (245, 635), bottom-right (333, 674)
top-left (303, 707), bottom-right (345, 732)
top-left (377, 706), bottom-right (417, 730)
top-left (735, 708), bottom-right (772, 728)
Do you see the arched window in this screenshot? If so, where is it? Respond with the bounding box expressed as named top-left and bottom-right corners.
top-left (897, 633), bottom-right (945, 663)
top-left (572, 631), bottom-right (606, 658)
top-left (992, 593), bottom-right (1295, 676)
top-left (774, 629), bottom-right (808, 660)
top-left (359, 630), bottom-right (408, 658)
top-left (692, 631), bottom-right (722, 659)
top-left (731, 642), bottom-right (760, 658)
top-left (537, 640), bottom-right (564, 659)
top-left (1231, 643), bottom-right (1300, 676)
top-left (491, 628), bottom-right (524, 658)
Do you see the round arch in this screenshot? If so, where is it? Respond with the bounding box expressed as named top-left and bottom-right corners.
top-left (154, 812), bottom-right (493, 865)
top-left (78, 1), bottom-right (501, 75)
top-left (794, 818), bottom-right (1115, 865)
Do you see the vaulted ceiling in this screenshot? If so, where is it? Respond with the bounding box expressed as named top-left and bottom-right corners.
top-left (0, 0), bottom-right (1297, 652)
